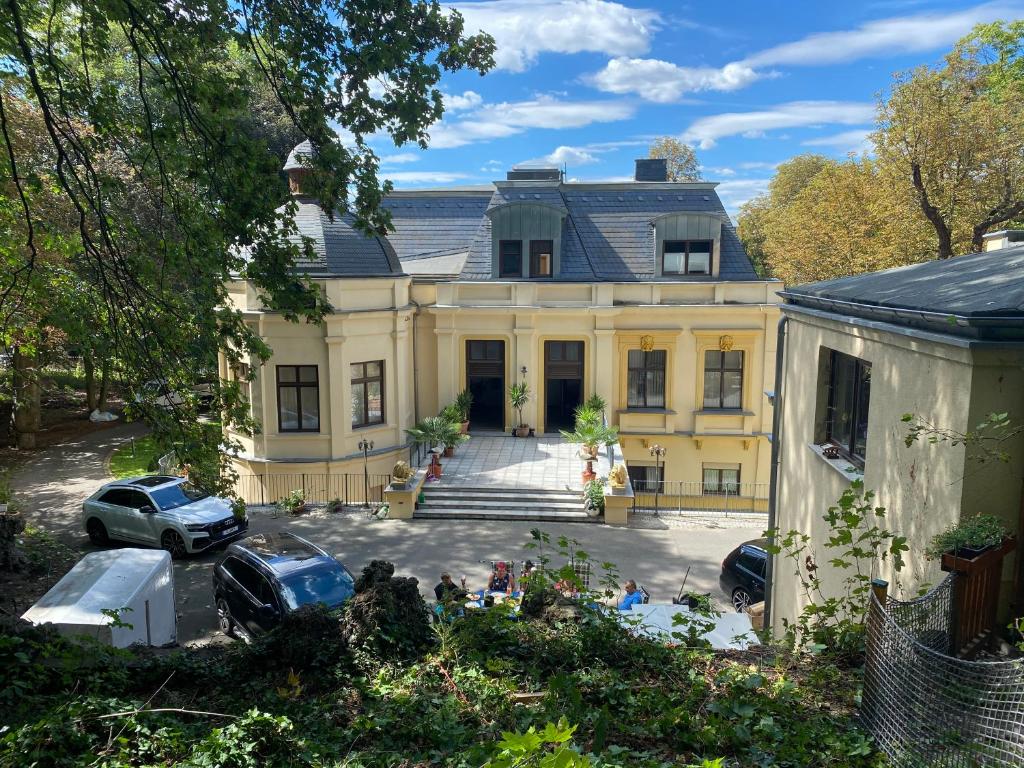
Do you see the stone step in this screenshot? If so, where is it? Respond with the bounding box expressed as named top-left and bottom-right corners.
top-left (413, 507), bottom-right (598, 522)
top-left (420, 489), bottom-right (581, 504)
top-left (418, 497), bottom-right (584, 511)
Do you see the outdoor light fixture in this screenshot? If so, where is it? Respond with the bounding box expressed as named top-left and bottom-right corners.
top-left (649, 443), bottom-right (666, 516)
top-left (358, 438), bottom-right (374, 508)
top-left (520, 365), bottom-right (527, 377)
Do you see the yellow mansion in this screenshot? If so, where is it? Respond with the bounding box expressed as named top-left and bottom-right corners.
top-left (222, 145), bottom-right (781, 515)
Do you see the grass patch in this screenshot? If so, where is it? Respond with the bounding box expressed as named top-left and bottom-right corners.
top-left (108, 434), bottom-right (161, 478)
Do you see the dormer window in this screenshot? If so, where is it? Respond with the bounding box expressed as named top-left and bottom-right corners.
top-left (499, 240), bottom-right (523, 277)
top-left (530, 240), bottom-right (553, 277)
top-left (663, 240), bottom-right (712, 275)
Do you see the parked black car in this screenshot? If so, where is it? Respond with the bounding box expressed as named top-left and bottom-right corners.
top-left (719, 538), bottom-right (768, 612)
top-left (212, 531), bottom-right (355, 640)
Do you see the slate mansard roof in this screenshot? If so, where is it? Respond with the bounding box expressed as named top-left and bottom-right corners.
top-left (382, 181), bottom-right (759, 282)
top-left (781, 244), bottom-right (1024, 340)
top-left (278, 142), bottom-right (759, 281)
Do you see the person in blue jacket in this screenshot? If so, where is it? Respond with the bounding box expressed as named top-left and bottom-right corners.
top-left (617, 579), bottom-right (644, 611)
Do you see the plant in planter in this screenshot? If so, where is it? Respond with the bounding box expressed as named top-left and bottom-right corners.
top-left (440, 403), bottom-right (462, 426)
top-left (230, 498), bottom-right (248, 522)
top-left (583, 477), bottom-right (606, 516)
top-left (391, 460), bottom-right (413, 488)
top-left (278, 488), bottom-right (306, 516)
top-left (454, 389), bottom-right (473, 434)
top-left (406, 416), bottom-right (452, 476)
top-left (326, 497), bottom-right (345, 514)
top-left (926, 514), bottom-right (1010, 560)
top-left (584, 393), bottom-right (607, 418)
top-left (561, 416), bottom-right (619, 482)
top-left (508, 382), bottom-right (531, 437)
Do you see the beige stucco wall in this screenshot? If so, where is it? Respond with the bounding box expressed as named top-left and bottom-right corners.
top-left (771, 305), bottom-right (1024, 634)
top-left (223, 275), bottom-right (781, 504)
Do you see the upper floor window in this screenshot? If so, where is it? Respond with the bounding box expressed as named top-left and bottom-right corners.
top-left (825, 350), bottom-right (871, 465)
top-left (499, 240), bottom-right (522, 278)
top-left (663, 240), bottom-right (712, 276)
top-left (703, 350), bottom-right (743, 409)
top-left (277, 365), bottom-right (319, 432)
top-left (351, 361), bottom-right (385, 428)
top-left (627, 349), bottom-right (666, 408)
top-left (530, 240), bottom-right (553, 277)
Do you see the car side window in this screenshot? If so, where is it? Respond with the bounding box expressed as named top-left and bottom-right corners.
top-left (736, 550), bottom-right (763, 575)
top-left (124, 491), bottom-right (152, 510)
top-left (222, 557), bottom-right (275, 605)
top-left (98, 489), bottom-right (129, 505)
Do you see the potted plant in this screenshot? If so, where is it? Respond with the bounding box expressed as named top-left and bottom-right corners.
top-left (508, 382), bottom-right (531, 437)
top-left (926, 515), bottom-right (1011, 561)
top-left (439, 417), bottom-right (470, 457)
top-left (584, 393), bottom-right (607, 418)
top-left (406, 416), bottom-right (451, 476)
top-left (583, 477), bottom-right (606, 517)
top-left (278, 488), bottom-right (306, 516)
top-left (391, 460), bottom-right (413, 489)
top-left (454, 389), bottom-right (473, 434)
top-left (561, 415), bottom-right (618, 482)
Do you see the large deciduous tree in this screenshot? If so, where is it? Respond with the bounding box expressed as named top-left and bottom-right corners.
top-left (875, 20), bottom-right (1024, 258)
top-left (648, 136), bottom-right (701, 181)
top-left (0, 0), bottom-right (493, 478)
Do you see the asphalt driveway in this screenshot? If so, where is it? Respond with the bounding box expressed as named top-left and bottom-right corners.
top-left (8, 426), bottom-right (763, 645)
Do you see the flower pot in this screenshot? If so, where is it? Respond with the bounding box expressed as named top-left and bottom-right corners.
top-left (430, 454), bottom-right (443, 478)
top-left (443, 446), bottom-right (454, 458)
top-left (582, 460), bottom-right (597, 483)
top-left (514, 426), bottom-right (530, 438)
top-left (459, 421), bottom-right (469, 434)
top-left (583, 444), bottom-right (598, 459)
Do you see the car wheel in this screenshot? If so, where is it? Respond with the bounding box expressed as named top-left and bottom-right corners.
top-left (86, 518), bottom-right (109, 546)
top-left (216, 598), bottom-right (234, 637)
top-left (160, 530), bottom-right (187, 559)
top-left (732, 587), bottom-right (752, 613)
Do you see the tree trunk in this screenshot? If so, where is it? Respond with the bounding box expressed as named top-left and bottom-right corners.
top-left (911, 163), bottom-right (955, 259)
top-left (12, 347), bottom-right (41, 450)
top-left (84, 355), bottom-right (97, 413)
top-left (97, 358), bottom-right (110, 411)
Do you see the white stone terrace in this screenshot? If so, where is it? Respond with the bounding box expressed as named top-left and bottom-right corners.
top-left (435, 435), bottom-right (615, 491)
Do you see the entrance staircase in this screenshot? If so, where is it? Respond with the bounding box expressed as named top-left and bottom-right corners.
top-left (414, 485), bottom-right (598, 523)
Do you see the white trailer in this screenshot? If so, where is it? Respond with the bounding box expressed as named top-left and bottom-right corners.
top-left (22, 549), bottom-right (177, 647)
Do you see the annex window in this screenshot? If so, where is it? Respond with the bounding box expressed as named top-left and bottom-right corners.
top-left (626, 349), bottom-right (666, 408)
top-left (351, 361), bottom-right (385, 429)
top-left (529, 240), bottom-right (553, 277)
top-left (499, 240), bottom-right (522, 278)
top-left (628, 464), bottom-right (664, 493)
top-left (703, 465), bottom-right (740, 495)
top-left (277, 365), bottom-right (319, 432)
top-left (825, 350), bottom-right (871, 466)
top-left (663, 240), bottom-right (712, 276)
top-left (703, 350), bottom-right (744, 409)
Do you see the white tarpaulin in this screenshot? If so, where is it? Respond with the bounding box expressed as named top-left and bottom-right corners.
top-left (22, 549), bottom-right (176, 647)
top-left (618, 603), bottom-right (758, 650)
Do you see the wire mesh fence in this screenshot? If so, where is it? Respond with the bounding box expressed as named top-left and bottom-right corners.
top-left (861, 573), bottom-right (1024, 766)
top-left (234, 473), bottom-right (392, 508)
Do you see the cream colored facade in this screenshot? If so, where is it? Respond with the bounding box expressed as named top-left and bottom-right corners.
top-left (770, 304), bottom-right (1024, 633)
top-left (223, 276), bottom-right (781, 494)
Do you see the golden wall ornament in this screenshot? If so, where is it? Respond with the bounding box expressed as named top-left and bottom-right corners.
top-left (718, 335), bottom-right (734, 352)
top-left (640, 334), bottom-right (655, 352)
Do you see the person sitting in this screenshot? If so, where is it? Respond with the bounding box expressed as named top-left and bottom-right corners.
top-left (488, 561), bottom-right (514, 593)
top-left (434, 572), bottom-right (467, 604)
top-left (617, 579), bottom-right (644, 611)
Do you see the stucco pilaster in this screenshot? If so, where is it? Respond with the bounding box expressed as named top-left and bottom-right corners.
top-left (325, 335), bottom-right (347, 459)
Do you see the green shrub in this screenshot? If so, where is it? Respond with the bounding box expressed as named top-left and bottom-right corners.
top-left (925, 514), bottom-right (1008, 559)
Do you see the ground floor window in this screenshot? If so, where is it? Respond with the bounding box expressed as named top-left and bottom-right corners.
top-left (277, 365), bottom-right (319, 432)
top-left (351, 361), bottom-right (384, 428)
top-left (703, 465), bottom-right (740, 494)
top-left (628, 464), bottom-right (664, 492)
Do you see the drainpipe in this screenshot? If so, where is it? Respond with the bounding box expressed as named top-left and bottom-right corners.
top-left (409, 298), bottom-right (421, 425)
top-left (763, 314), bottom-right (788, 629)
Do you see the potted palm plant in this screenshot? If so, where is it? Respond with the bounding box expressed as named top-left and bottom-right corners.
top-left (406, 416), bottom-right (451, 476)
top-left (561, 411), bottom-right (618, 483)
top-left (509, 382), bottom-right (531, 437)
top-left (439, 417), bottom-right (470, 457)
top-left (454, 389), bottom-right (473, 434)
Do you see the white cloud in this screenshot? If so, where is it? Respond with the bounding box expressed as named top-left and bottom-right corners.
top-left (451, 0), bottom-right (659, 72)
top-left (379, 152), bottom-right (420, 165)
top-left (743, 1), bottom-right (1022, 67)
top-left (519, 145), bottom-right (600, 168)
top-left (802, 128), bottom-right (874, 152)
top-left (715, 178), bottom-right (771, 213)
top-left (429, 95), bottom-right (635, 149)
top-left (707, 166), bottom-right (737, 176)
top-left (444, 90), bottom-right (483, 111)
top-left (587, 58), bottom-right (760, 102)
top-left (384, 171), bottom-right (471, 185)
top-left (682, 100), bottom-right (875, 149)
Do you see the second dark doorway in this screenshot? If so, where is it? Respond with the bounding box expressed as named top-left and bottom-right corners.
top-left (466, 339), bottom-right (505, 431)
top-left (544, 340), bottom-right (583, 432)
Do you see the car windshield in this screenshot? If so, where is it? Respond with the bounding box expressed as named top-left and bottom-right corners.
top-left (150, 481), bottom-right (210, 511)
top-left (278, 565), bottom-right (354, 611)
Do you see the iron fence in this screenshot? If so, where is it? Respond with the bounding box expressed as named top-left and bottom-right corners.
top-left (861, 573), bottom-right (1024, 766)
top-left (234, 472), bottom-right (392, 507)
top-left (632, 481), bottom-right (769, 515)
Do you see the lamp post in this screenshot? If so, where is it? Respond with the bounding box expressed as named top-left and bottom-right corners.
top-left (649, 443), bottom-right (666, 516)
top-left (358, 438), bottom-right (374, 508)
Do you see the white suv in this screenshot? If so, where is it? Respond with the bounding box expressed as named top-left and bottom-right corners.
top-left (83, 476), bottom-right (248, 558)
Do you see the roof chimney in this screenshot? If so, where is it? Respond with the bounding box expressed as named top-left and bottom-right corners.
top-left (635, 158), bottom-right (668, 182)
top-left (982, 229), bottom-right (1024, 251)
top-left (506, 167), bottom-right (562, 181)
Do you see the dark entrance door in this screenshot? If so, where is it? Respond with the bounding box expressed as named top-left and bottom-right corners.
top-left (466, 340), bottom-right (505, 431)
top-left (545, 341), bottom-right (583, 432)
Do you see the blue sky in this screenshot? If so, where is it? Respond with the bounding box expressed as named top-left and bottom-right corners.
top-left (365, 0), bottom-right (1024, 215)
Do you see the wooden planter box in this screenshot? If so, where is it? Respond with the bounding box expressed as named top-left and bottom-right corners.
top-left (941, 537), bottom-right (1016, 657)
